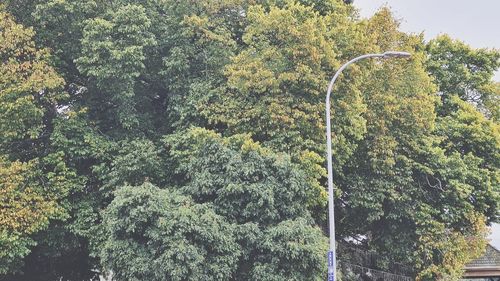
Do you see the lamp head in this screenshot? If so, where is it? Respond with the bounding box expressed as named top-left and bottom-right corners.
top-left (382, 51), bottom-right (412, 59)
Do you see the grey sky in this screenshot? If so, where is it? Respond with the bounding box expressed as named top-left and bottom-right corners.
top-left (491, 224), bottom-right (500, 250)
top-left (353, 0), bottom-right (500, 249)
top-left (353, 0), bottom-right (500, 81)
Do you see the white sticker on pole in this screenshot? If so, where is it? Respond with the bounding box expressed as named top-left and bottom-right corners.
top-left (328, 251), bottom-right (335, 281)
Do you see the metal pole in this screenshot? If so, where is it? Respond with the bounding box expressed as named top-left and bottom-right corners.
top-left (325, 51), bottom-right (411, 281)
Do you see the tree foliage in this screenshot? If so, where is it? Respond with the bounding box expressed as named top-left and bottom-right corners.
top-left (0, 7), bottom-right (70, 275)
top-left (1, 1), bottom-right (499, 280)
top-left (101, 183), bottom-right (240, 281)
top-left (102, 129), bottom-right (327, 280)
top-left (426, 35), bottom-right (500, 119)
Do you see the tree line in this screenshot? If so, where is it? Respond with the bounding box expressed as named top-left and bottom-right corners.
top-left (0, 0), bottom-right (499, 280)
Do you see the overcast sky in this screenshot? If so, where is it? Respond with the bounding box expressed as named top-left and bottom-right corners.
top-left (353, 0), bottom-right (500, 81)
top-left (353, 0), bottom-right (500, 249)
top-left (491, 224), bottom-right (500, 250)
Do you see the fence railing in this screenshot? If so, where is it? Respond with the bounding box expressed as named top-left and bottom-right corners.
top-left (339, 262), bottom-right (413, 281)
top-left (337, 242), bottom-right (414, 280)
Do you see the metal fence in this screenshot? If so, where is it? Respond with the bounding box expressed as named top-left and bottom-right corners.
top-left (338, 242), bottom-right (414, 281)
top-left (339, 262), bottom-right (413, 281)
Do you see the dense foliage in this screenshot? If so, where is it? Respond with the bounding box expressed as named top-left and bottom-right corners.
top-left (101, 129), bottom-right (327, 280)
top-left (0, 0), bottom-right (498, 280)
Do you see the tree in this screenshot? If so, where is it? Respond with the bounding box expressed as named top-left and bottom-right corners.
top-left (0, 5), bottom-right (64, 157)
top-left (165, 127), bottom-right (328, 279)
top-left (332, 9), bottom-right (497, 279)
top-left (421, 33), bottom-right (500, 280)
top-left (0, 7), bottom-right (72, 275)
top-left (76, 4), bottom-right (156, 130)
top-left (205, 2), bottom-right (361, 158)
top-left (101, 183), bottom-right (241, 281)
top-left (102, 128), bottom-right (327, 280)
top-left (426, 35), bottom-right (500, 119)
top-left (0, 160), bottom-right (58, 275)
top-left (1, 1), bottom-right (498, 280)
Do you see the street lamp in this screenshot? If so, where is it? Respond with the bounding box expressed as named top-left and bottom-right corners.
top-left (325, 51), bottom-right (411, 281)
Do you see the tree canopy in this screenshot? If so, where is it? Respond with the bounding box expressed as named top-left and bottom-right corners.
top-left (0, 1), bottom-right (498, 280)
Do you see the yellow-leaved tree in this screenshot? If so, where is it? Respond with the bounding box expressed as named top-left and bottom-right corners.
top-left (0, 6), bottom-right (71, 274)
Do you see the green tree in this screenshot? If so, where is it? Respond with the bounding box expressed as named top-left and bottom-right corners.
top-left (0, 6), bottom-right (64, 157)
top-left (0, 7), bottom-right (74, 275)
top-left (333, 9), bottom-right (497, 279)
top-left (102, 128), bottom-right (327, 280)
top-left (420, 33), bottom-right (500, 280)
top-left (101, 183), bottom-right (241, 281)
top-left (426, 35), bottom-right (500, 119)
top-left (76, 4), bottom-right (156, 130)
top-left (0, 160), bottom-right (59, 275)
top-left (1, 1), bottom-right (498, 280)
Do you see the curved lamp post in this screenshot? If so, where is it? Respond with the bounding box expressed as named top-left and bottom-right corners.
top-left (325, 51), bottom-right (411, 281)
